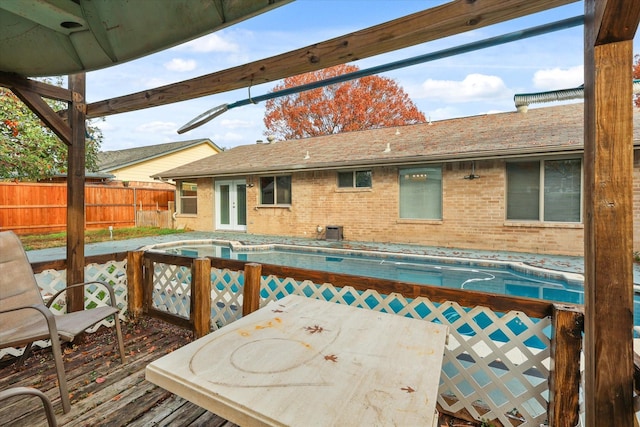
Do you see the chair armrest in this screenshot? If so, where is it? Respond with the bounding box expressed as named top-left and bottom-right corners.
top-left (0, 387), bottom-right (57, 427)
top-left (46, 281), bottom-right (119, 310)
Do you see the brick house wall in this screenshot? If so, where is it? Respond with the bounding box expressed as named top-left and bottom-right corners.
top-left (235, 159), bottom-right (588, 256)
top-left (181, 158), bottom-right (638, 256)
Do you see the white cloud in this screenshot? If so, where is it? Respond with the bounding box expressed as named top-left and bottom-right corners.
top-left (142, 77), bottom-right (172, 88)
top-left (532, 65), bottom-right (583, 91)
top-left (425, 106), bottom-right (460, 122)
top-left (164, 58), bottom-right (197, 72)
top-left (92, 120), bottom-right (114, 131)
top-left (135, 121), bottom-right (177, 134)
top-left (179, 33), bottom-right (239, 53)
top-left (421, 74), bottom-right (509, 103)
top-left (219, 118), bottom-right (255, 129)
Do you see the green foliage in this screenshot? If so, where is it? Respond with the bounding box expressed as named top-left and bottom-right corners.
top-left (0, 77), bottom-right (103, 181)
top-left (20, 227), bottom-right (186, 250)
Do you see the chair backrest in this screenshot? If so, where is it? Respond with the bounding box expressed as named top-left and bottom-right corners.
top-left (0, 231), bottom-right (46, 331)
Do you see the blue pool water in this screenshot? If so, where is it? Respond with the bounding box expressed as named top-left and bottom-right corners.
top-left (160, 243), bottom-right (640, 328)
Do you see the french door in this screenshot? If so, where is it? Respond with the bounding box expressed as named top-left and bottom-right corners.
top-left (215, 180), bottom-right (247, 231)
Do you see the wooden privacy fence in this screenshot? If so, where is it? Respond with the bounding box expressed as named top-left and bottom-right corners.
top-left (0, 182), bottom-right (174, 234)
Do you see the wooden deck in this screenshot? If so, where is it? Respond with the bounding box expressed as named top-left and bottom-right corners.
top-left (0, 317), bottom-right (472, 427)
top-left (0, 317), bottom-right (238, 427)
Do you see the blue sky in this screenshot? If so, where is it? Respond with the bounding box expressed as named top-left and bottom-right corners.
top-left (87, 1), bottom-right (637, 151)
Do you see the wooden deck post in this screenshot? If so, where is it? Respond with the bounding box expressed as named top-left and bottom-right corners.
top-left (243, 263), bottom-right (262, 316)
top-left (583, 1), bottom-right (639, 424)
top-left (192, 257), bottom-right (212, 338)
top-left (142, 256), bottom-right (154, 314)
top-left (548, 304), bottom-right (584, 427)
top-left (126, 250), bottom-right (145, 318)
top-left (66, 73), bottom-right (86, 313)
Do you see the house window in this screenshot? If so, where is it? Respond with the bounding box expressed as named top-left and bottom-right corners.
top-left (179, 181), bottom-right (197, 214)
top-left (399, 166), bottom-right (442, 220)
top-left (506, 159), bottom-right (582, 222)
top-left (260, 175), bottom-right (291, 205)
top-left (338, 170), bottom-right (372, 188)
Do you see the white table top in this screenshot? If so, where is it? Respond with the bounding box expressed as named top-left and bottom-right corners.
top-left (146, 294), bottom-right (448, 426)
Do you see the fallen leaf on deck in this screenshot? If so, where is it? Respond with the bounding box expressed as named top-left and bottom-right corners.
top-left (95, 377), bottom-right (106, 383)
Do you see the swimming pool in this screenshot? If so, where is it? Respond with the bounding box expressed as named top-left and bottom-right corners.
top-left (149, 240), bottom-right (640, 328)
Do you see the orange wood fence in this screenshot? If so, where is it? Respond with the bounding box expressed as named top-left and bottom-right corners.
top-left (0, 182), bottom-right (174, 234)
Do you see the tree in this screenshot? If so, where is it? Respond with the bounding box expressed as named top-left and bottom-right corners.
top-left (0, 78), bottom-right (103, 181)
top-left (634, 54), bottom-right (640, 108)
top-left (263, 64), bottom-right (426, 140)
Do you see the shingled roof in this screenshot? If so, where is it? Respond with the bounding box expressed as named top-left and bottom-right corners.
top-left (98, 139), bottom-right (221, 172)
top-left (154, 104), bottom-right (640, 180)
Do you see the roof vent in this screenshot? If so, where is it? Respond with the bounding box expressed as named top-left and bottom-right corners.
top-left (267, 135), bottom-right (276, 143)
top-left (514, 79), bottom-right (640, 112)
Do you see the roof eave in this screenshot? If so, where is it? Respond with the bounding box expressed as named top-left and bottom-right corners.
top-left (155, 144), bottom-right (600, 180)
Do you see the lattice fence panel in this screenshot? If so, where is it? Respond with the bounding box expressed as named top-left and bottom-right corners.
top-left (257, 275), bottom-right (552, 426)
top-left (210, 268), bottom-right (244, 329)
top-left (1, 260), bottom-right (128, 359)
top-left (152, 263), bottom-right (191, 319)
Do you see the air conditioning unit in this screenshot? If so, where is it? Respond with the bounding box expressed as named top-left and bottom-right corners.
top-left (325, 225), bottom-right (343, 241)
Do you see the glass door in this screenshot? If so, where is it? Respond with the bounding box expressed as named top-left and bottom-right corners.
top-left (215, 180), bottom-right (247, 231)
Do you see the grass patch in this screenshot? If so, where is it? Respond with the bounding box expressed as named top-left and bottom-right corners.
top-left (20, 227), bottom-right (187, 250)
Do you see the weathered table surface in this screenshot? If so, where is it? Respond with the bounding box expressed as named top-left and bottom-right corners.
top-left (146, 294), bottom-right (448, 426)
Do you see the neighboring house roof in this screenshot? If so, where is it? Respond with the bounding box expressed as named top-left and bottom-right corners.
top-left (154, 104), bottom-right (640, 180)
top-left (98, 139), bottom-right (222, 172)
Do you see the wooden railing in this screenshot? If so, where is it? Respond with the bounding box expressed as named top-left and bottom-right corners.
top-left (127, 250), bottom-right (585, 427)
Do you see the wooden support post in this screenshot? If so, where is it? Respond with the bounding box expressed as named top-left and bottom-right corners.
top-left (548, 304), bottom-right (584, 427)
top-left (192, 257), bottom-right (212, 338)
top-left (66, 73), bottom-right (86, 313)
top-left (142, 256), bottom-right (154, 314)
top-left (243, 263), bottom-right (262, 316)
top-left (126, 250), bottom-right (145, 318)
top-left (584, 1), bottom-right (638, 422)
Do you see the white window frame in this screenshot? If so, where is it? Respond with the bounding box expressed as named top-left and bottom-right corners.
top-left (259, 175), bottom-right (292, 206)
top-left (506, 157), bottom-right (583, 223)
top-left (337, 170), bottom-right (372, 188)
top-left (178, 181), bottom-right (198, 215)
top-left (398, 165), bottom-right (443, 220)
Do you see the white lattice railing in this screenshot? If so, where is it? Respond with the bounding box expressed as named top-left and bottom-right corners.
top-left (15, 256), bottom-right (581, 425)
top-left (147, 260), bottom-right (555, 426)
top-left (150, 263), bottom-right (244, 328)
top-left (259, 276), bottom-right (552, 426)
top-left (0, 260), bottom-right (128, 359)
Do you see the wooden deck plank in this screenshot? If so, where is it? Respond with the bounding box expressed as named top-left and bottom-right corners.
top-left (149, 400), bottom-right (209, 427)
top-left (126, 393), bottom-right (187, 427)
top-left (0, 317), bottom-right (237, 427)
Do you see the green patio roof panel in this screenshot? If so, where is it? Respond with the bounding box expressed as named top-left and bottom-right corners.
top-left (0, 0), bottom-right (291, 77)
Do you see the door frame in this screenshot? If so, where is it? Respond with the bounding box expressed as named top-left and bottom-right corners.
top-left (214, 179), bottom-right (247, 231)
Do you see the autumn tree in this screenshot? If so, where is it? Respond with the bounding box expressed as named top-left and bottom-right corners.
top-left (263, 64), bottom-right (426, 140)
top-left (634, 54), bottom-right (640, 107)
top-left (0, 78), bottom-right (103, 180)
